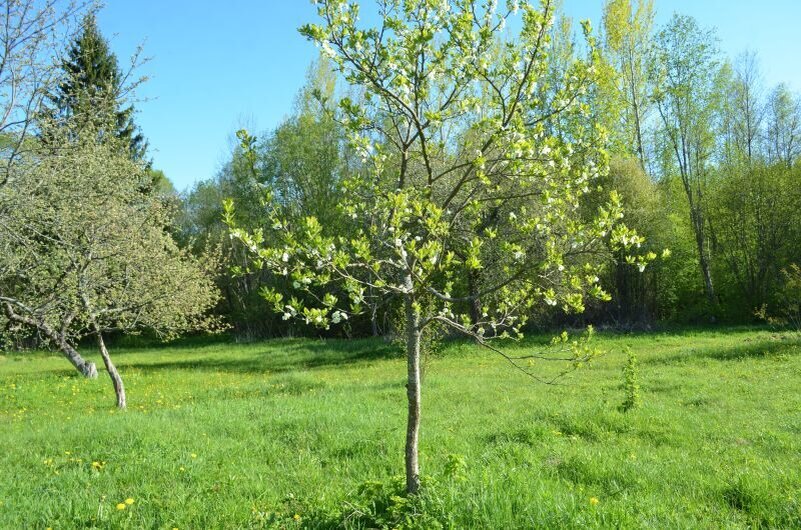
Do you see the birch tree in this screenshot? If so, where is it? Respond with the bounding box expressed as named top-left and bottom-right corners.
top-left (764, 83), bottom-right (801, 168)
top-left (601, 0), bottom-right (654, 170)
top-left (650, 14), bottom-right (722, 311)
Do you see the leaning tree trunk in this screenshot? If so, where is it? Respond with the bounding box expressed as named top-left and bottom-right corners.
top-left (1, 302), bottom-right (97, 377)
top-left (404, 291), bottom-right (422, 495)
top-left (59, 339), bottom-right (98, 379)
top-left (95, 329), bottom-right (126, 409)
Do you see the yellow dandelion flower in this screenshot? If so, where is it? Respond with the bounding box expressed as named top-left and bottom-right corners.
top-left (116, 503), bottom-right (126, 510)
top-left (125, 498), bottom-right (134, 505)
top-left (190, 453), bottom-right (197, 458)
top-left (294, 514), bottom-right (302, 521)
top-left (590, 497), bottom-right (600, 506)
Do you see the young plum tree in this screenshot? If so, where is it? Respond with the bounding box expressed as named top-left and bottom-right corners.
top-left (226, 0), bottom-right (648, 494)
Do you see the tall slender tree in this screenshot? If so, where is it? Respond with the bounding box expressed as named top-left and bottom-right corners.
top-left (764, 83), bottom-right (801, 168)
top-left (650, 14), bottom-right (722, 312)
top-left (602, 0), bottom-right (654, 170)
top-left (728, 51), bottom-right (765, 164)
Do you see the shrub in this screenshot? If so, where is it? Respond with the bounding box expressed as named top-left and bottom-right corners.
top-left (621, 348), bottom-right (641, 412)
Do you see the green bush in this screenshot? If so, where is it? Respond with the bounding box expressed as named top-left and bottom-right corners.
top-left (620, 347), bottom-right (641, 412)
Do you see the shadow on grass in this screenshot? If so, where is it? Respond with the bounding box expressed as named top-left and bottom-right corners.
top-left (644, 335), bottom-right (801, 366)
top-left (122, 338), bottom-right (401, 375)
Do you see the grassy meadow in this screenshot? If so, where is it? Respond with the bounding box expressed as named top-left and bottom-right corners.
top-left (1, 329), bottom-right (800, 528)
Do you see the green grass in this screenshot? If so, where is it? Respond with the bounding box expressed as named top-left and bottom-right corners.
top-left (1, 329), bottom-right (800, 528)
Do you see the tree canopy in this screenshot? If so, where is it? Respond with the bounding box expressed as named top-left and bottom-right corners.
top-left (226, 0), bottom-right (651, 494)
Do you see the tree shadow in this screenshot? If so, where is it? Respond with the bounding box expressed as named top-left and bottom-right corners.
top-left (644, 336), bottom-right (800, 365)
top-left (121, 338), bottom-right (401, 375)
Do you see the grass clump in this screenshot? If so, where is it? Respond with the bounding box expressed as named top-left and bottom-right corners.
top-left (620, 347), bottom-right (641, 412)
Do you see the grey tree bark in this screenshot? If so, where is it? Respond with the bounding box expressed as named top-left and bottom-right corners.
top-left (59, 338), bottom-right (98, 378)
top-left (95, 328), bottom-right (125, 409)
top-left (2, 302), bottom-right (97, 377)
top-left (404, 289), bottom-right (422, 495)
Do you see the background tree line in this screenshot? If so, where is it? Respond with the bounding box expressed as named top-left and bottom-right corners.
top-left (2, 0), bottom-right (800, 354)
top-left (179, 0), bottom-right (801, 337)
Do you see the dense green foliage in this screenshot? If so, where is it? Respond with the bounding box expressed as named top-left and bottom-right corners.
top-left (1, 329), bottom-right (799, 527)
top-left (175, 1), bottom-right (801, 337)
top-left (178, 60), bottom-right (353, 339)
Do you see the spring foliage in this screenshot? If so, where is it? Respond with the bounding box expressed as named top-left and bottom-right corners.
top-left (0, 116), bottom-right (219, 367)
top-left (226, 0), bottom-right (649, 345)
top-left (226, 0), bottom-right (652, 493)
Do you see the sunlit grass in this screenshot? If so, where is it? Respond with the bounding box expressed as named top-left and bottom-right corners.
top-left (1, 329), bottom-right (799, 528)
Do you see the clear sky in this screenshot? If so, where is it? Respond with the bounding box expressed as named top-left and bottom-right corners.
top-left (97, 1), bottom-right (801, 191)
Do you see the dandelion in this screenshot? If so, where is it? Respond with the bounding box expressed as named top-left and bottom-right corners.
top-left (116, 503), bottom-right (126, 510)
top-left (293, 514), bottom-right (302, 521)
top-left (191, 453), bottom-right (197, 458)
top-left (125, 498), bottom-right (134, 505)
top-left (590, 497), bottom-right (600, 506)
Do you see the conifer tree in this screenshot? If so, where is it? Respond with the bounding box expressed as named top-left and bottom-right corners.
top-left (49, 13), bottom-right (148, 162)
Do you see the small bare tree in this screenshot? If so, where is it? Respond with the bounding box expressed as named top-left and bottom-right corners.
top-left (0, 0), bottom-right (90, 186)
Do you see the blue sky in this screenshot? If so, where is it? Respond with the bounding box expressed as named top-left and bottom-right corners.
top-left (97, 1), bottom-right (801, 191)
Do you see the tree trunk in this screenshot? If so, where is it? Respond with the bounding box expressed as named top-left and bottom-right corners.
top-left (370, 298), bottom-right (380, 337)
top-left (691, 209), bottom-right (717, 310)
top-left (1, 302), bottom-right (97, 378)
top-left (683, 187), bottom-right (717, 317)
top-left (467, 269), bottom-right (482, 327)
top-left (699, 251), bottom-right (716, 311)
top-left (404, 292), bottom-right (422, 495)
top-left (95, 330), bottom-right (125, 409)
top-left (629, 61), bottom-right (647, 172)
top-left (59, 340), bottom-right (98, 378)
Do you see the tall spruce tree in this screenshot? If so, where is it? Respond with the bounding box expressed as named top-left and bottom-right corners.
top-left (49, 13), bottom-right (147, 162)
